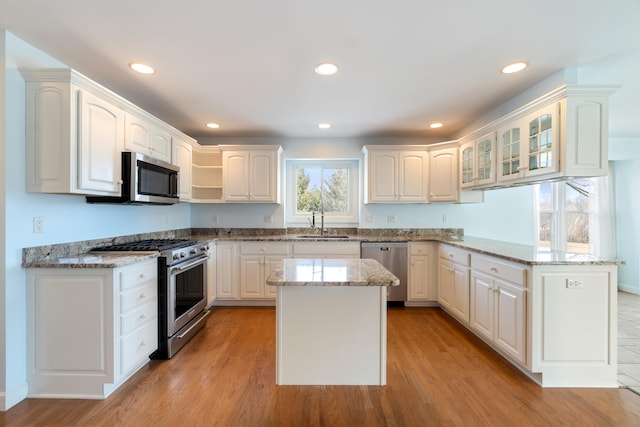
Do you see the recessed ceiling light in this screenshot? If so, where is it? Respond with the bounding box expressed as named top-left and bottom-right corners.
top-left (206, 123), bottom-right (220, 129)
top-left (315, 62), bottom-right (338, 76)
top-left (318, 123), bottom-right (331, 129)
top-left (500, 61), bottom-right (528, 74)
top-left (129, 62), bottom-right (155, 75)
top-left (429, 122), bottom-right (444, 129)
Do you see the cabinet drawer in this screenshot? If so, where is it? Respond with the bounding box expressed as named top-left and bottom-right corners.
top-left (471, 254), bottom-right (527, 287)
top-left (240, 242), bottom-right (290, 255)
top-left (120, 261), bottom-right (157, 291)
top-left (121, 282), bottom-right (157, 312)
top-left (292, 242), bottom-right (361, 256)
top-left (121, 301), bottom-right (157, 336)
top-left (438, 245), bottom-right (469, 266)
top-left (121, 321), bottom-right (157, 375)
top-left (409, 242), bottom-right (433, 256)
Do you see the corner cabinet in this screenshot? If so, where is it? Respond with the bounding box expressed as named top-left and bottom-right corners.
top-left (22, 69), bottom-right (125, 196)
top-left (191, 146), bottom-right (223, 203)
top-left (221, 145), bottom-right (282, 203)
top-left (362, 146), bottom-right (429, 203)
top-left (26, 259), bottom-right (158, 399)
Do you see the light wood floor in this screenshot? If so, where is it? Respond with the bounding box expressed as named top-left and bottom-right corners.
top-left (3, 307), bottom-right (640, 426)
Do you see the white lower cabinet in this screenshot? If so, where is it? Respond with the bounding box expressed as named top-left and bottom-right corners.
top-left (239, 243), bottom-right (291, 300)
top-left (437, 245), bottom-right (470, 322)
top-left (407, 242), bottom-right (437, 304)
top-left (215, 243), bottom-right (239, 300)
top-left (26, 259), bottom-right (158, 399)
top-left (469, 253), bottom-right (527, 364)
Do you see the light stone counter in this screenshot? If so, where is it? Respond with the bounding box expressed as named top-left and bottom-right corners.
top-left (266, 258), bottom-right (399, 287)
top-left (267, 258), bottom-right (396, 386)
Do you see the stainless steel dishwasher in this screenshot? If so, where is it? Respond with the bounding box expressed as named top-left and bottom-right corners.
top-left (361, 242), bottom-right (407, 304)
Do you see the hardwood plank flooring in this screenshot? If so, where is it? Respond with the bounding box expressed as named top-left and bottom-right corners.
top-left (3, 307), bottom-right (640, 426)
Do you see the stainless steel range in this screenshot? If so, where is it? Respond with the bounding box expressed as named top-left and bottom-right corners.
top-left (92, 239), bottom-right (210, 358)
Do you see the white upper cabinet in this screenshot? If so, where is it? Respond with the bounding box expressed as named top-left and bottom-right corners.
top-left (21, 68), bottom-right (195, 197)
top-left (125, 113), bottom-right (172, 163)
top-left (362, 146), bottom-right (429, 203)
top-left (172, 137), bottom-right (193, 201)
top-left (221, 145), bottom-right (282, 203)
top-left (22, 69), bottom-right (125, 196)
top-left (495, 85), bottom-right (616, 186)
top-left (429, 147), bottom-right (458, 203)
top-left (460, 132), bottom-right (497, 189)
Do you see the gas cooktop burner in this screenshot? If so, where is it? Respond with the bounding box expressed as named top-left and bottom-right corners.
top-left (93, 239), bottom-right (197, 252)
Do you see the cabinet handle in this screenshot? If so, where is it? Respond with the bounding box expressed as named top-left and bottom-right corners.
top-left (139, 313), bottom-right (146, 320)
top-left (139, 341), bottom-right (146, 348)
top-left (139, 272), bottom-right (146, 278)
top-left (139, 293), bottom-right (146, 299)
top-left (490, 267), bottom-right (498, 273)
top-left (448, 254), bottom-right (454, 258)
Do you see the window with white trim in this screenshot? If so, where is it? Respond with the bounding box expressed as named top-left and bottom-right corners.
top-left (535, 177), bottom-right (613, 255)
top-left (285, 159), bottom-right (359, 226)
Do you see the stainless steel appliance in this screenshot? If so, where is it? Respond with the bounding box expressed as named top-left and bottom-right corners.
top-left (86, 151), bottom-right (180, 205)
top-left (361, 242), bottom-right (407, 304)
top-left (92, 238), bottom-right (209, 358)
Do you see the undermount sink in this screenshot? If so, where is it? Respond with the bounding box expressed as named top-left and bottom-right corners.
top-left (294, 234), bottom-right (352, 239)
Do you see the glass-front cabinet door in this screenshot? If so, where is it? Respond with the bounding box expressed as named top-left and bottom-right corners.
top-left (475, 132), bottom-right (496, 186)
top-left (460, 142), bottom-right (475, 188)
top-left (498, 126), bottom-right (522, 183)
top-left (525, 103), bottom-right (560, 178)
top-left (460, 132), bottom-right (496, 189)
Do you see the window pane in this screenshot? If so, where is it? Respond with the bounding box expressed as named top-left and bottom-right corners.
top-left (296, 167), bottom-right (322, 213)
top-left (295, 166), bottom-right (349, 214)
top-left (566, 212), bottom-right (590, 253)
top-left (538, 212), bottom-right (552, 251)
top-left (538, 182), bottom-right (552, 211)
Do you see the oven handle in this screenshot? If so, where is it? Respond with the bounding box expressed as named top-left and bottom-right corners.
top-left (177, 310), bottom-right (211, 339)
top-left (169, 255), bottom-right (209, 275)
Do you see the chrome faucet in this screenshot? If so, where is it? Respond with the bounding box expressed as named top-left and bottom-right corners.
top-left (308, 209), bottom-right (325, 236)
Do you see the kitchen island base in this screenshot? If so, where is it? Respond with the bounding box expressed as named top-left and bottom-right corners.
top-left (276, 285), bottom-right (387, 385)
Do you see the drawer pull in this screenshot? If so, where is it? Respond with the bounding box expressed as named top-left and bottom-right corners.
top-left (139, 313), bottom-right (146, 320)
top-left (139, 273), bottom-right (146, 278)
top-left (139, 341), bottom-right (146, 348)
top-left (490, 267), bottom-right (498, 273)
top-left (448, 254), bottom-right (454, 258)
top-left (139, 293), bottom-right (146, 300)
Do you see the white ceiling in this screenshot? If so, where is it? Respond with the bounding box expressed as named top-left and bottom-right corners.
top-left (2, 0), bottom-right (640, 140)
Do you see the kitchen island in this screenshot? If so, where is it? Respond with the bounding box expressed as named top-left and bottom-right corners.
top-left (266, 258), bottom-right (399, 385)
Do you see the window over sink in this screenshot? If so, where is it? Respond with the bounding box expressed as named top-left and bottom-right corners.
top-left (285, 159), bottom-right (359, 227)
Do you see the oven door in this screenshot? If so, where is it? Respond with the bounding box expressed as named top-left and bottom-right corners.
top-left (167, 254), bottom-right (208, 337)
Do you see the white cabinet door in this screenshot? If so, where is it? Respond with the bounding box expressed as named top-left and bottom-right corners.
top-left (497, 124), bottom-right (524, 183)
top-left (470, 271), bottom-right (494, 340)
top-left (149, 127), bottom-right (172, 162)
top-left (249, 151), bottom-right (277, 202)
top-left (77, 90), bottom-right (124, 195)
top-left (216, 243), bottom-right (238, 299)
top-left (522, 103), bottom-right (560, 180)
top-left (452, 263), bottom-right (470, 322)
top-left (408, 254), bottom-right (430, 300)
top-left (223, 152), bottom-right (250, 201)
top-left (495, 278), bottom-right (526, 363)
top-left (172, 138), bottom-right (193, 201)
top-left (429, 148), bottom-right (458, 202)
top-left (438, 259), bottom-right (454, 309)
top-left (264, 256), bottom-right (282, 299)
top-left (398, 152), bottom-right (428, 202)
top-left (239, 255), bottom-right (264, 299)
top-left (368, 151), bottom-right (398, 202)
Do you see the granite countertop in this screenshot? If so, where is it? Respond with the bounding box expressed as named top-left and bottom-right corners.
top-left (22, 251), bottom-right (159, 269)
top-left (266, 258), bottom-right (400, 287)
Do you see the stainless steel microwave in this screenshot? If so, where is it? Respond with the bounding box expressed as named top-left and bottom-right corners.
top-left (87, 151), bottom-right (180, 205)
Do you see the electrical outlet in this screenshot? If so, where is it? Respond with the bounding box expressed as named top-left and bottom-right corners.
top-left (264, 215), bottom-right (273, 224)
top-left (212, 214), bottom-right (219, 224)
top-left (566, 279), bottom-right (584, 289)
top-left (387, 215), bottom-right (397, 223)
top-left (442, 214), bottom-right (448, 223)
top-left (365, 215), bottom-right (374, 223)
top-left (33, 217), bottom-right (44, 233)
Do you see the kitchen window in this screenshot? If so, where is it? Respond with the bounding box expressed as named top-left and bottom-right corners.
top-left (534, 176), bottom-right (615, 256)
top-left (285, 159), bottom-right (359, 226)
